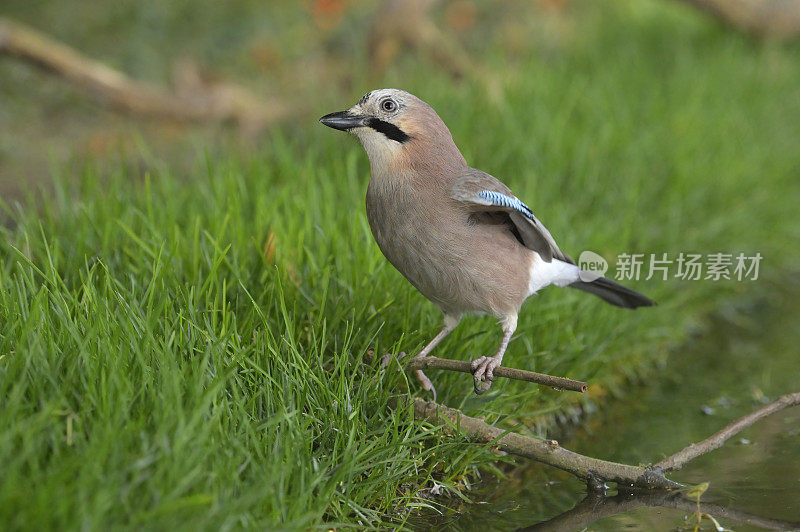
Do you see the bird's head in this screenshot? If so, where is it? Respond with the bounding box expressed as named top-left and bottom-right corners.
top-left (320, 89), bottom-right (465, 173)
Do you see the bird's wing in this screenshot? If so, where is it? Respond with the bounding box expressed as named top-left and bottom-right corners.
top-left (450, 170), bottom-right (573, 264)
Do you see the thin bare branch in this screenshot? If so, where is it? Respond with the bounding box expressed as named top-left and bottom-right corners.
top-left (656, 391), bottom-right (800, 471)
top-left (404, 355), bottom-right (587, 393)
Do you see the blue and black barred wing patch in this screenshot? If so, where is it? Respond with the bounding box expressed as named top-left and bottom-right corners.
top-left (474, 190), bottom-right (538, 225)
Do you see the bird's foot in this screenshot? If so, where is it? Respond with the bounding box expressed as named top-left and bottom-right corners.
top-left (380, 352), bottom-right (437, 402)
top-left (471, 356), bottom-right (500, 395)
top-left (380, 351), bottom-right (410, 369)
top-left (414, 368), bottom-right (437, 403)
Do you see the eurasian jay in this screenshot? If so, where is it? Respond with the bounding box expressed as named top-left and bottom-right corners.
top-left (320, 89), bottom-right (654, 397)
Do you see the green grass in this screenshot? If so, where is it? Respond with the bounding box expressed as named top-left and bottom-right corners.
top-left (2, 1), bottom-right (800, 529)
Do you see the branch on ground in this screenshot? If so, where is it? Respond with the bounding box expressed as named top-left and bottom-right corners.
top-left (398, 392), bottom-right (800, 491)
top-left (0, 17), bottom-right (289, 137)
top-left (404, 355), bottom-right (587, 393)
top-left (676, 0), bottom-right (800, 39)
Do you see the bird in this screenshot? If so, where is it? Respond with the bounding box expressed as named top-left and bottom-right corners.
top-left (320, 89), bottom-right (654, 398)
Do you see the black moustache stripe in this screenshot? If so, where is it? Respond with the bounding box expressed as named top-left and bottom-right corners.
top-left (366, 118), bottom-right (410, 143)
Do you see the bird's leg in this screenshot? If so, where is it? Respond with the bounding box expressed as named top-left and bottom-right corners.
top-left (409, 314), bottom-right (461, 401)
top-left (471, 316), bottom-right (517, 395)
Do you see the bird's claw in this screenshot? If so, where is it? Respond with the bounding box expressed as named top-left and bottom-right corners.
top-left (470, 356), bottom-right (488, 372)
top-left (471, 356), bottom-right (500, 395)
top-left (380, 351), bottom-right (409, 369)
top-left (474, 380), bottom-right (492, 395)
top-left (381, 352), bottom-right (437, 401)
top-left (414, 369), bottom-right (437, 403)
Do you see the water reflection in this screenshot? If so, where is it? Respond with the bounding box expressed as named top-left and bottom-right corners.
top-left (522, 490), bottom-right (800, 531)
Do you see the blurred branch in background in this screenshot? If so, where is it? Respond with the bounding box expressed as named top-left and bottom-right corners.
top-left (369, 0), bottom-right (474, 79)
top-left (0, 17), bottom-right (290, 138)
top-left (676, 0), bottom-right (800, 39)
top-left (368, 0), bottom-right (505, 104)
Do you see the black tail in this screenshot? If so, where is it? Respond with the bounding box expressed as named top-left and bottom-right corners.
top-left (569, 277), bottom-right (655, 309)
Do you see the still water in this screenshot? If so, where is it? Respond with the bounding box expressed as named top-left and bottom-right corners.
top-left (421, 280), bottom-right (800, 531)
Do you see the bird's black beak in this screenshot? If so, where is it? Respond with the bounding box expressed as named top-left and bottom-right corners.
top-left (319, 110), bottom-right (368, 131)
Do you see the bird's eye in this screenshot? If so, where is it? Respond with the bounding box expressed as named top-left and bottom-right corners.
top-left (381, 99), bottom-right (397, 112)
